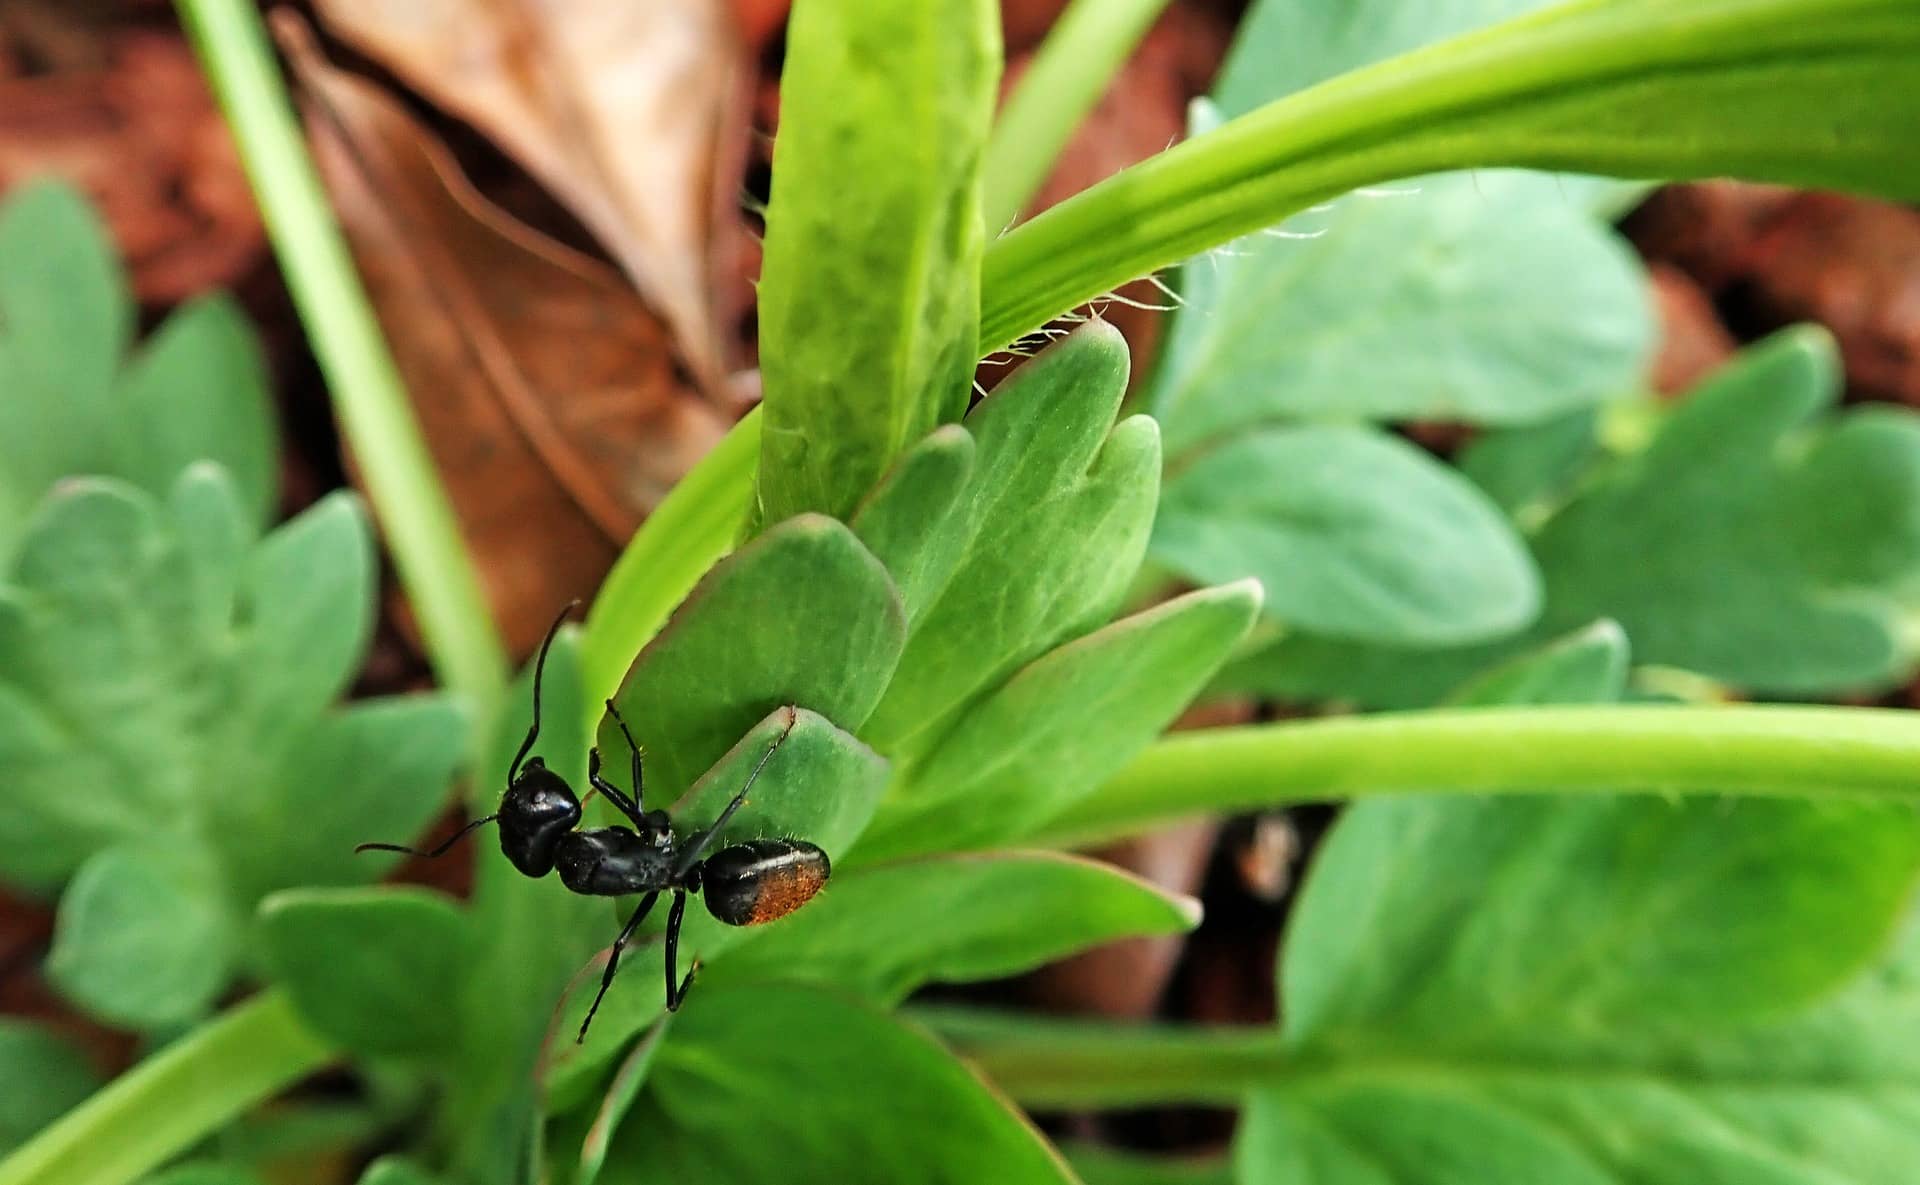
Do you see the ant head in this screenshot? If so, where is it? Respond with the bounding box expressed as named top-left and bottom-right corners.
top-left (499, 761), bottom-right (582, 876)
top-left (355, 600), bottom-right (583, 868)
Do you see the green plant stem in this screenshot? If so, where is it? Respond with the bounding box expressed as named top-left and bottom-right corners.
top-left (921, 1007), bottom-right (1285, 1107)
top-left (1041, 704), bottom-right (1920, 847)
top-left (178, 0), bottom-right (505, 708)
top-left (982, 0), bottom-right (1170, 232)
top-left (976, 0), bottom-right (1920, 353)
top-left (579, 410), bottom-right (761, 710)
top-left (0, 991), bottom-right (335, 1185)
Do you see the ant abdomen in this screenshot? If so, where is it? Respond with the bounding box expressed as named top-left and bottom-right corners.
top-left (702, 838), bottom-right (830, 926)
top-left (499, 760), bottom-right (582, 877)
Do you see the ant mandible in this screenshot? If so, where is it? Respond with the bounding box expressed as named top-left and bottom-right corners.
top-left (356, 603), bottom-right (830, 1042)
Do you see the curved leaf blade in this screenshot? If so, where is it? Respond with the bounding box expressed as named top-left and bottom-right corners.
top-left (1153, 426), bottom-right (1538, 645)
top-left (601, 514), bottom-right (906, 807)
top-left (604, 983), bottom-right (1074, 1185)
top-left (707, 851), bottom-right (1200, 1003)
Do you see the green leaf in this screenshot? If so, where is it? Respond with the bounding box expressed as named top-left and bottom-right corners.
top-left (0, 1021), bottom-right (100, 1156)
top-left (226, 698), bottom-right (468, 903)
top-left (1223, 329), bottom-right (1920, 706)
top-left (600, 983), bottom-right (1073, 1185)
top-left (1529, 326), bottom-right (1920, 693)
top-left (753, 0), bottom-right (998, 525)
top-left (0, 472), bottom-right (464, 1029)
top-left (231, 487), bottom-right (373, 730)
top-left (0, 182), bottom-right (275, 554)
top-left (545, 708), bottom-right (890, 1107)
top-left (980, 0), bottom-right (1920, 354)
top-left (601, 515), bottom-right (906, 808)
top-left (259, 887), bottom-right (469, 1059)
top-left (706, 851), bottom-right (1200, 1003)
top-left (1149, 151), bottom-right (1648, 450)
top-left (865, 323), bottom-right (1160, 757)
top-left (863, 581), bottom-right (1261, 859)
top-left (1153, 426), bottom-right (1537, 645)
top-left (0, 180), bottom-right (127, 533)
top-left (48, 840), bottom-right (237, 1029)
top-left (110, 295), bottom-right (276, 529)
top-left (849, 424), bottom-right (977, 626)
top-left (1241, 628), bottom-right (1920, 1183)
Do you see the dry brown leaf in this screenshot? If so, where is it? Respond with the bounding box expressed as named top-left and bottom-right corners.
top-left (278, 15), bottom-right (728, 655)
top-left (0, 25), bottom-right (262, 303)
top-left (313, 0), bottom-right (750, 398)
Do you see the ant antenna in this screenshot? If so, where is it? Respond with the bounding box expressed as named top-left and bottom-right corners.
top-left (510, 600), bottom-right (580, 784)
top-left (355, 813), bottom-right (499, 859)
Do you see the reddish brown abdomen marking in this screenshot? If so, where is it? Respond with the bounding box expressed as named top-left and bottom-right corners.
top-left (701, 838), bottom-right (830, 927)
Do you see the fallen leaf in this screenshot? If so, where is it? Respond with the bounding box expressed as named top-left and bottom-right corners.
top-left (313, 0), bottom-right (751, 398)
top-left (0, 26), bottom-right (261, 303)
top-left (1740, 193), bottom-right (1920, 405)
top-left (1647, 261), bottom-right (1736, 396)
top-left (278, 16), bottom-right (728, 655)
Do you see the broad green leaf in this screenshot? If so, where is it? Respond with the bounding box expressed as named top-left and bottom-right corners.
top-left (1245, 916), bottom-right (1920, 1185)
top-left (1148, 173), bottom-right (1648, 452)
top-left (754, 0), bottom-right (998, 525)
top-left (109, 295), bottom-right (276, 528)
top-left (865, 323), bottom-right (1160, 757)
top-left (546, 708), bottom-right (890, 1106)
top-left (48, 839), bottom-right (237, 1029)
top-left (706, 851), bottom-right (1200, 1003)
top-left (862, 581), bottom-right (1261, 859)
top-left (0, 472), bottom-right (464, 1030)
top-left (0, 179), bottom-right (127, 531)
top-left (1220, 329), bottom-right (1920, 706)
top-left (1529, 326), bottom-right (1920, 692)
top-left (850, 424), bottom-right (976, 626)
top-left (226, 698), bottom-right (469, 904)
top-left (0, 1021), bottom-right (100, 1155)
top-left (0, 182), bottom-right (276, 554)
top-left (231, 489), bottom-right (374, 732)
top-left (1240, 627), bottom-right (1920, 1184)
top-left (1154, 426), bottom-right (1537, 645)
top-left (259, 887), bottom-right (470, 1059)
top-left (979, 0), bottom-right (1920, 352)
top-left (602, 983), bottom-right (1073, 1185)
top-left (445, 628), bottom-right (604, 1185)
top-left (601, 514), bottom-right (905, 808)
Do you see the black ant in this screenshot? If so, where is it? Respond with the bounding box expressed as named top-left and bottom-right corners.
top-left (356, 604), bottom-right (830, 1042)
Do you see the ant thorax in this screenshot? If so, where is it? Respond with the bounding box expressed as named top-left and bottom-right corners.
top-left (555, 826), bottom-right (678, 897)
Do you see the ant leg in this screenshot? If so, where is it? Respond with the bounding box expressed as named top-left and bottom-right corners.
top-left (604, 700), bottom-right (646, 812)
top-left (663, 890), bottom-right (698, 1011)
top-left (509, 601), bottom-right (579, 785)
top-left (670, 711), bottom-right (798, 879)
top-left (586, 748), bottom-right (645, 828)
top-left (577, 890), bottom-right (661, 1044)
